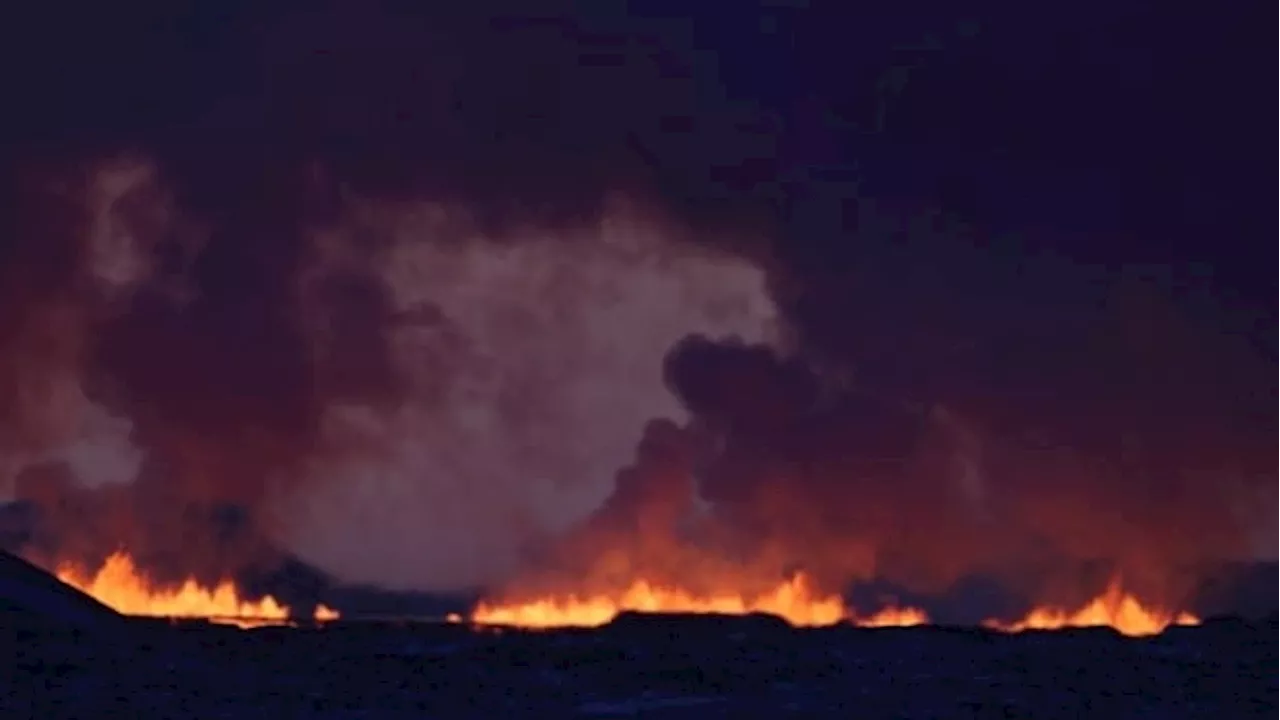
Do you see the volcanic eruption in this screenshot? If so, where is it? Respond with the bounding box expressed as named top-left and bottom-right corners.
top-left (0, 3), bottom-right (1271, 635)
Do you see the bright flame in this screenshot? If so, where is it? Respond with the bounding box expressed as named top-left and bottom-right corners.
top-left (850, 606), bottom-right (930, 628)
top-left (472, 574), bottom-right (874, 629)
top-left (985, 578), bottom-right (1199, 637)
top-left (468, 575), bottom-right (1196, 636)
top-left (56, 551), bottom-right (340, 629)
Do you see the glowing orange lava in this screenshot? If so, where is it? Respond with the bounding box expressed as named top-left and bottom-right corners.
top-left (470, 573), bottom-right (905, 629)
top-left (468, 575), bottom-right (846, 628)
top-left (468, 575), bottom-right (1196, 636)
top-left (56, 551), bottom-right (340, 629)
top-left (849, 605), bottom-right (930, 628)
top-left (985, 578), bottom-right (1199, 637)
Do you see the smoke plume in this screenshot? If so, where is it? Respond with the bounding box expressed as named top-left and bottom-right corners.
top-left (0, 2), bottom-right (781, 589)
top-left (0, 1), bottom-right (1271, 617)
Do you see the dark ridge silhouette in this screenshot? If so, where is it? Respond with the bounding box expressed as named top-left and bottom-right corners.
top-left (605, 609), bottom-right (793, 635)
top-left (5, 609), bottom-right (1274, 716)
top-left (0, 550), bottom-right (122, 631)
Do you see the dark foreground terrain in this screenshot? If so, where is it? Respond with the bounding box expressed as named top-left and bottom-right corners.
top-left (2, 612), bottom-right (1275, 719)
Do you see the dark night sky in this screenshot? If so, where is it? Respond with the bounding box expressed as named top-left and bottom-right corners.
top-left (2, 1), bottom-right (1271, 316)
top-left (0, 0), bottom-right (1272, 608)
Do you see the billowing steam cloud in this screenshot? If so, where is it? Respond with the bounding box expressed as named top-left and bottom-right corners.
top-left (2, 155), bottom-right (778, 592)
top-left (276, 201), bottom-right (778, 590)
top-left (0, 2), bottom-right (1271, 617)
top-left (0, 2), bottom-right (783, 588)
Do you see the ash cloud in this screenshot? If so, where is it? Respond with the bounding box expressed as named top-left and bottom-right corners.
top-left (0, 0), bottom-right (1272, 617)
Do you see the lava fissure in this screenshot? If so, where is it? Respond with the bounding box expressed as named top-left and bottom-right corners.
top-left (55, 551), bottom-right (339, 629)
top-left (467, 573), bottom-right (1198, 637)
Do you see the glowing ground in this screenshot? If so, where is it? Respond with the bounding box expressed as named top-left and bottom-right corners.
top-left (2, 612), bottom-right (1274, 719)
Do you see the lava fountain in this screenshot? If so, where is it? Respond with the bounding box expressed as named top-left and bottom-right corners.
top-left (55, 551), bottom-right (340, 629)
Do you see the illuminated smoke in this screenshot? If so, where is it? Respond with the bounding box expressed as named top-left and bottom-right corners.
top-left (85, 160), bottom-right (162, 298)
top-left (478, 201), bottom-right (1275, 614)
top-left (0, 159), bottom-right (164, 500)
top-left (0, 3), bottom-right (1269, 620)
top-left (274, 202), bottom-right (778, 591)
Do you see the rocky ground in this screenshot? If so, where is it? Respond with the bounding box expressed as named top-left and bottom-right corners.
top-left (2, 612), bottom-right (1275, 719)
